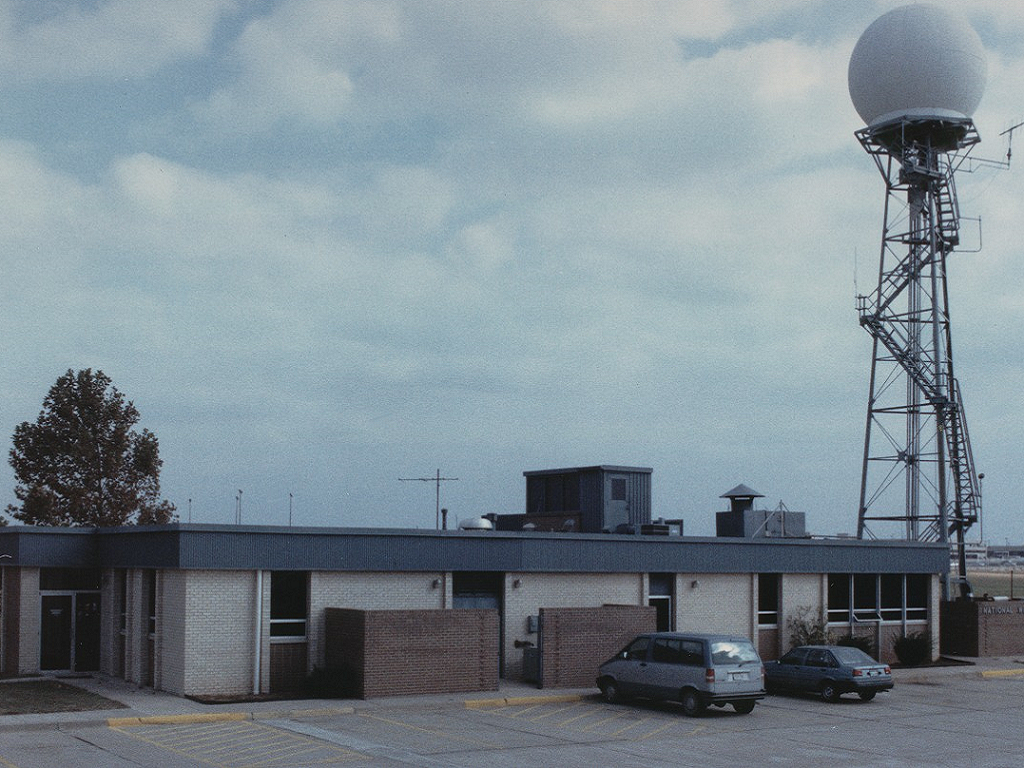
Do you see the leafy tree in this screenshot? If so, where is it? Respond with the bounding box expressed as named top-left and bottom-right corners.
top-left (6, 369), bottom-right (176, 526)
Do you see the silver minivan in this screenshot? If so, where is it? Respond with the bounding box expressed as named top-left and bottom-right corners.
top-left (597, 632), bottom-right (765, 716)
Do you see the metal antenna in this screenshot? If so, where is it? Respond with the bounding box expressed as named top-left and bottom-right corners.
top-left (400, 469), bottom-right (459, 529)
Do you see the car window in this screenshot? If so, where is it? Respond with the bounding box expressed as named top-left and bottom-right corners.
top-left (680, 640), bottom-right (704, 666)
top-left (624, 637), bottom-right (649, 660)
top-left (711, 640), bottom-right (760, 665)
top-left (806, 649), bottom-right (833, 668)
top-left (830, 646), bottom-right (876, 665)
top-left (652, 637), bottom-right (685, 664)
top-left (780, 649), bottom-right (806, 665)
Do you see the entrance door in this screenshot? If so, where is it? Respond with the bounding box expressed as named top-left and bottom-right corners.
top-left (75, 593), bottom-right (101, 671)
top-left (40, 595), bottom-right (73, 671)
top-left (40, 592), bottom-right (101, 672)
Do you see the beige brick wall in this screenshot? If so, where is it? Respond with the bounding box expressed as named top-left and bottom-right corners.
top-left (779, 573), bottom-right (825, 652)
top-left (178, 570), bottom-right (259, 698)
top-left (308, 572), bottom-right (445, 672)
top-left (159, 570), bottom-right (187, 695)
top-left (674, 573), bottom-right (754, 638)
top-left (503, 572), bottom-right (643, 679)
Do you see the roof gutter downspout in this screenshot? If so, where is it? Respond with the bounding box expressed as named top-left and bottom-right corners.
top-left (254, 570), bottom-right (263, 695)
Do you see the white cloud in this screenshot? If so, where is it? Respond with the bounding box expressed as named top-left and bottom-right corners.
top-left (1, 0), bottom-right (1023, 538)
top-left (0, 0), bottom-right (235, 81)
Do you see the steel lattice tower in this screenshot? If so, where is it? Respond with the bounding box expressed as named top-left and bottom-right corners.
top-left (848, 5), bottom-right (988, 600)
top-left (854, 118), bottom-right (981, 598)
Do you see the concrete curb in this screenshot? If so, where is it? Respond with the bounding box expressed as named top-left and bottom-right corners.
top-left (980, 668), bottom-right (1024, 679)
top-left (107, 706), bottom-right (356, 727)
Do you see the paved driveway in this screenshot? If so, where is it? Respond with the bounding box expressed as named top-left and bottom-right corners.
top-left (1, 672), bottom-right (1023, 767)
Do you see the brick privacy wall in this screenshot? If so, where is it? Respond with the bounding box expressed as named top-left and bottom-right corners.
top-left (503, 572), bottom-right (644, 680)
top-left (942, 600), bottom-right (1024, 656)
top-left (310, 572), bottom-right (445, 673)
top-left (539, 605), bottom-right (656, 689)
top-left (325, 608), bottom-right (499, 698)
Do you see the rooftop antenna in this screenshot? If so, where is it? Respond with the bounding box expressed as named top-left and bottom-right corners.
top-left (849, 4), bottom-right (993, 599)
top-left (400, 469), bottom-right (459, 529)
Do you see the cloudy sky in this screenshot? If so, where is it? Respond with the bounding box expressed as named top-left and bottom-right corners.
top-left (1, 0), bottom-right (1021, 542)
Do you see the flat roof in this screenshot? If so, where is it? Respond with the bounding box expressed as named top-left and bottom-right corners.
top-left (0, 523), bottom-right (949, 575)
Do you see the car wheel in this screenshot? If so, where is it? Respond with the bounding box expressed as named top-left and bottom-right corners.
top-left (733, 700), bottom-right (756, 715)
top-left (858, 691), bottom-right (876, 702)
top-left (680, 688), bottom-right (706, 717)
top-left (820, 681), bottom-right (840, 703)
top-left (600, 679), bottom-right (621, 704)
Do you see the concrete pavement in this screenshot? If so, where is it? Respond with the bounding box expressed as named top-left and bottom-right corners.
top-left (1, 654), bottom-right (1022, 733)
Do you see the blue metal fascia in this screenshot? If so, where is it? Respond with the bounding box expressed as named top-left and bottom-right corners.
top-left (0, 524), bottom-right (950, 575)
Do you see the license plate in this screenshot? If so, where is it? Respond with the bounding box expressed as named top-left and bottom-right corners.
top-left (730, 672), bottom-right (749, 681)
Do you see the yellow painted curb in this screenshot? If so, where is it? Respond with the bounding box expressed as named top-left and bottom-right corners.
top-left (108, 712), bottom-right (250, 726)
top-left (981, 668), bottom-right (1024, 679)
top-left (465, 694), bottom-right (582, 709)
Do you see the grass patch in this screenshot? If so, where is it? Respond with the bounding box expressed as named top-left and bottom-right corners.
top-left (0, 679), bottom-right (126, 716)
top-left (965, 570), bottom-right (1023, 599)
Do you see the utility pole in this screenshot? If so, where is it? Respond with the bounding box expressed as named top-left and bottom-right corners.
top-left (400, 469), bottom-right (459, 529)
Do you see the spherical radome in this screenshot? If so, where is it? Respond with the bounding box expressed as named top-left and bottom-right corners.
top-left (848, 3), bottom-right (986, 127)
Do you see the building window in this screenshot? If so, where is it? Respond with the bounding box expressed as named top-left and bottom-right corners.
top-left (880, 574), bottom-right (903, 621)
top-left (829, 573), bottom-right (929, 624)
top-left (827, 573), bottom-right (851, 623)
top-left (270, 571), bottom-right (308, 639)
top-left (758, 574), bottom-right (780, 626)
top-left (610, 478), bottom-right (627, 501)
top-left (906, 574), bottom-right (929, 621)
top-left (853, 574), bottom-right (880, 621)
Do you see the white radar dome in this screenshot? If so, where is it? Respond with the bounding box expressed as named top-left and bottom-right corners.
top-left (848, 3), bottom-right (986, 128)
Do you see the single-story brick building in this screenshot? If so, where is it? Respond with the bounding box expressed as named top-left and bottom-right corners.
top-left (0, 522), bottom-right (947, 698)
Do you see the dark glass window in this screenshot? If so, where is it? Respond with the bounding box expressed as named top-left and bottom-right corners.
top-left (610, 478), bottom-right (627, 501)
top-left (828, 574), bottom-right (851, 622)
top-left (854, 574), bottom-right (879, 621)
top-left (40, 568), bottom-right (101, 591)
top-left (906, 574), bottom-right (929, 620)
top-left (758, 574), bottom-right (780, 625)
top-left (880, 574), bottom-right (903, 621)
top-left (270, 571), bottom-right (308, 638)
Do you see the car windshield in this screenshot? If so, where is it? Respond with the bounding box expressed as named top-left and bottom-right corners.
top-left (710, 640), bottom-right (759, 665)
top-left (830, 646), bottom-right (877, 665)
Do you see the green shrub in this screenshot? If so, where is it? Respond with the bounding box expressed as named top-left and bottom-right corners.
top-left (892, 631), bottom-right (930, 667)
top-left (786, 605), bottom-right (832, 648)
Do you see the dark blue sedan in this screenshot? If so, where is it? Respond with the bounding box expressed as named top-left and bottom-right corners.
top-left (764, 645), bottom-right (893, 702)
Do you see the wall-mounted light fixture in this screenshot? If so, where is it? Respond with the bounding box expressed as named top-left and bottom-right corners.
top-left (431, 578), bottom-right (441, 589)
top-left (690, 579), bottom-right (700, 589)
top-left (512, 579), bottom-right (522, 589)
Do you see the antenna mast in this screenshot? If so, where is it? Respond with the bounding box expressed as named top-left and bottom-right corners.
top-left (400, 469), bottom-right (459, 529)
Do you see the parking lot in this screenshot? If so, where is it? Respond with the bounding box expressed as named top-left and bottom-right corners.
top-left (2, 671), bottom-right (1024, 767)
